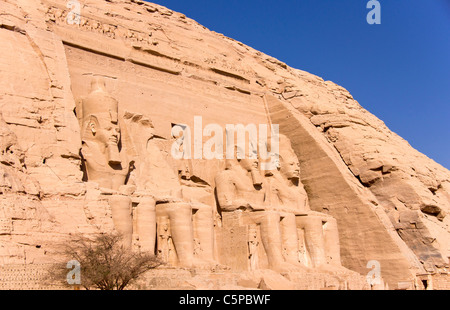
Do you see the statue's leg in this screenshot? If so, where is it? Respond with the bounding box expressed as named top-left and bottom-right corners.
top-left (136, 196), bottom-right (156, 254)
top-left (322, 217), bottom-right (342, 267)
top-left (250, 211), bottom-right (285, 269)
top-left (280, 213), bottom-right (300, 265)
top-left (165, 203), bottom-right (195, 268)
top-left (296, 215), bottom-right (326, 268)
top-left (192, 204), bottom-right (215, 262)
top-left (109, 195), bottom-right (133, 248)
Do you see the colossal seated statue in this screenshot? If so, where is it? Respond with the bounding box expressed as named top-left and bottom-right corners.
top-left (214, 146), bottom-right (306, 272)
top-left (77, 77), bottom-right (134, 248)
top-left (77, 78), bottom-right (216, 268)
top-left (78, 78), bottom-right (130, 190)
top-left (124, 112), bottom-right (216, 268)
top-left (264, 134), bottom-right (343, 271)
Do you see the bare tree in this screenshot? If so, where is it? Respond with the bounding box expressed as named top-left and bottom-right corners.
top-left (56, 232), bottom-right (162, 290)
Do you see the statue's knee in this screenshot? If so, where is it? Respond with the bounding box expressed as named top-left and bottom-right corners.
top-left (139, 196), bottom-right (156, 211)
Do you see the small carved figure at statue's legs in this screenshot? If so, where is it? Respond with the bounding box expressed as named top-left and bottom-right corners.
top-left (257, 211), bottom-right (284, 269)
top-left (280, 213), bottom-right (303, 265)
top-left (323, 217), bottom-right (343, 267)
top-left (296, 215), bottom-right (326, 268)
top-left (244, 211), bottom-right (307, 272)
top-left (136, 196), bottom-right (156, 254)
top-left (109, 195), bottom-right (133, 248)
top-left (192, 204), bottom-right (215, 262)
top-left (156, 202), bottom-right (194, 268)
top-left (248, 225), bottom-right (259, 271)
top-left (297, 214), bottom-right (347, 273)
top-left (157, 217), bottom-right (170, 262)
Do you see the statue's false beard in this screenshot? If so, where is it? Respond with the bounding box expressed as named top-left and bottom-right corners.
top-left (107, 142), bottom-right (122, 166)
top-left (289, 175), bottom-right (300, 186)
top-left (250, 168), bottom-right (263, 187)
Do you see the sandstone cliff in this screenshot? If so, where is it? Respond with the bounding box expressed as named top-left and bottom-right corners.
top-left (0, 0), bottom-right (448, 290)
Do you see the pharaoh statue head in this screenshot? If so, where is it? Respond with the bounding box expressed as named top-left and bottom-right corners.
top-left (237, 146), bottom-right (259, 172)
top-left (81, 77), bottom-right (121, 165)
top-left (278, 134), bottom-right (300, 182)
top-left (225, 144), bottom-right (262, 186)
top-left (78, 77), bottom-right (132, 191)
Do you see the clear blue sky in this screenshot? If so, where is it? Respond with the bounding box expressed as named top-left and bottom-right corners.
top-left (150, 0), bottom-right (450, 169)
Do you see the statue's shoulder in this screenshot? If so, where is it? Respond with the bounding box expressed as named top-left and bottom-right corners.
top-left (214, 169), bottom-right (235, 184)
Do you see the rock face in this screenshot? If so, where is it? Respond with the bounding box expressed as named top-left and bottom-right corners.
top-left (0, 0), bottom-right (448, 290)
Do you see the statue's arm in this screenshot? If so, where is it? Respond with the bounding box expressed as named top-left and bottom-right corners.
top-left (215, 172), bottom-right (247, 211)
top-left (297, 184), bottom-right (311, 212)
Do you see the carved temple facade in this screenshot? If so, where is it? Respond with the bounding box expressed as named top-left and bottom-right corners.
top-left (0, 0), bottom-right (449, 290)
